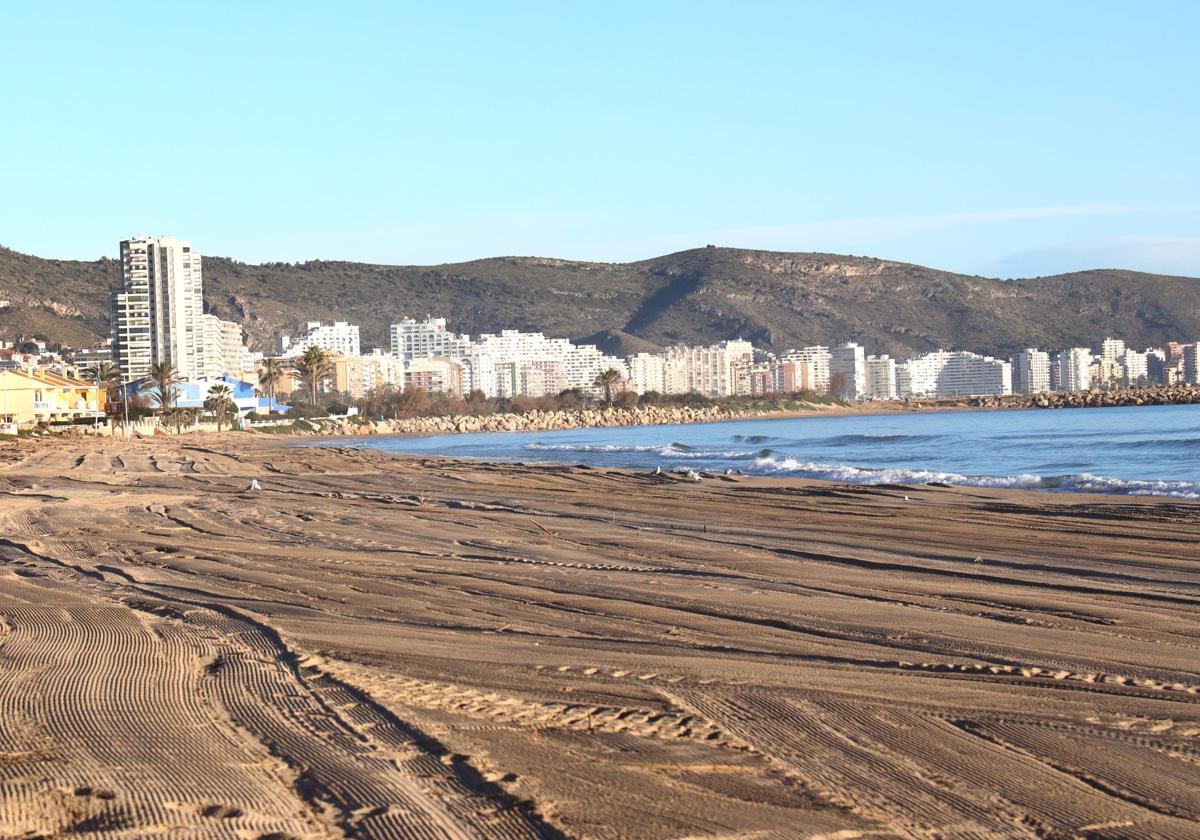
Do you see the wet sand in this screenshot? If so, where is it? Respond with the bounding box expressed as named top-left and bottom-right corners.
top-left (0, 436), bottom-right (1197, 838)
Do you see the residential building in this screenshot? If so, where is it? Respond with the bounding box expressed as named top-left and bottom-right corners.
top-left (564, 343), bottom-right (627, 394)
top-left (1011, 349), bottom-right (1051, 394)
top-left (390, 317), bottom-right (473, 361)
top-left (1056, 348), bottom-right (1092, 392)
top-left (829, 343), bottom-right (866, 399)
top-left (1121, 349), bottom-right (1148, 386)
top-left (664, 343), bottom-right (734, 398)
top-left (1099, 338), bottom-right (1126, 365)
top-left (0, 369), bottom-right (105, 425)
top-left (1184, 343), bottom-right (1200, 384)
top-left (220, 320), bottom-right (247, 378)
top-left (198, 315), bottom-right (249, 380)
top-left (863, 354), bottom-right (897, 400)
top-left (282, 321), bottom-right (360, 358)
top-left (626, 352), bottom-right (667, 395)
top-left (134, 375), bottom-right (275, 416)
top-left (1145, 348), bottom-right (1169, 384)
top-left (782, 346), bottom-right (830, 393)
top-left (405, 357), bottom-right (465, 396)
top-left (110, 235), bottom-right (204, 382)
top-left (330, 350), bottom-right (404, 398)
top-left (71, 342), bottom-right (114, 369)
top-left (897, 350), bottom-right (1011, 398)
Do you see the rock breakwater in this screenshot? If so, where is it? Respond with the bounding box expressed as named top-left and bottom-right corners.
top-left (959, 384), bottom-right (1200, 411)
top-left (297, 404), bottom-right (759, 437)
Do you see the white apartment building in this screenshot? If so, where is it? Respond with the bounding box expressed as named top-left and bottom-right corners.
top-left (197, 314), bottom-right (248, 380)
top-left (1120, 349), bottom-right (1148, 386)
top-left (782, 346), bottom-right (830, 393)
top-left (390, 317), bottom-right (474, 361)
top-left (897, 350), bottom-right (1011, 398)
top-left (1099, 338), bottom-right (1126, 364)
top-left (626, 352), bottom-right (667, 395)
top-left (863, 355), bottom-right (897, 400)
top-left (109, 235), bottom-right (204, 382)
top-left (564, 344), bottom-right (628, 394)
top-left (476, 330), bottom-right (570, 397)
top-left (829, 343), bottom-right (866, 399)
top-left (1011, 349), bottom-right (1051, 394)
top-left (663, 343), bottom-right (734, 398)
top-left (1055, 348), bottom-right (1092, 392)
top-left (283, 321), bottom-right (360, 358)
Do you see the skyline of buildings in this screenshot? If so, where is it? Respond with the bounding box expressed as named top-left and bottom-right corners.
top-left (6, 235), bottom-right (1194, 409)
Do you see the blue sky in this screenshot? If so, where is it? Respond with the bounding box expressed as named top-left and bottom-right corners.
top-left (1, 1), bottom-right (1197, 276)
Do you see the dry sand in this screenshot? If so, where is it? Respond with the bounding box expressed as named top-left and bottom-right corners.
top-left (0, 436), bottom-right (1197, 839)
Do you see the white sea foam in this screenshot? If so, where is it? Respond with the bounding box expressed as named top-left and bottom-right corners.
top-left (523, 441), bottom-right (761, 460)
top-left (749, 456), bottom-right (1200, 499)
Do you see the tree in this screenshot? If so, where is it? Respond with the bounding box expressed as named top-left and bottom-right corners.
top-left (593, 368), bottom-right (622, 405)
top-left (85, 360), bottom-right (122, 388)
top-left (291, 346), bottom-right (333, 407)
top-left (86, 361), bottom-right (124, 423)
top-left (148, 361), bottom-right (182, 416)
top-left (258, 358), bottom-right (285, 415)
top-left (204, 383), bottom-right (236, 431)
top-left (829, 371), bottom-right (850, 401)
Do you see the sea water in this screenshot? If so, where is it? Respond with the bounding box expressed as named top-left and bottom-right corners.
top-left (345, 403), bottom-right (1200, 499)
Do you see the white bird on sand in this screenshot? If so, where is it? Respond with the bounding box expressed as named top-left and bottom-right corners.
top-left (686, 470), bottom-right (702, 482)
top-left (249, 479), bottom-right (262, 491)
top-left (654, 466), bottom-right (662, 475)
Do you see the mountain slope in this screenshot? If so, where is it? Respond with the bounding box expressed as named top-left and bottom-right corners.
top-left (1, 244), bottom-right (1198, 357)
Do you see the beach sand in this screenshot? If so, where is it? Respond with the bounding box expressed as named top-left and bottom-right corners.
top-left (0, 435), bottom-right (1197, 838)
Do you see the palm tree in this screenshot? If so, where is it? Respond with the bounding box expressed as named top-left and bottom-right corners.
top-left (291, 346), bottom-right (333, 407)
top-left (86, 361), bottom-right (124, 423)
top-left (258, 358), bottom-right (285, 415)
top-left (593, 368), bottom-right (622, 405)
top-left (204, 383), bottom-right (236, 431)
top-left (148, 360), bottom-right (182, 415)
top-left (85, 360), bottom-right (122, 388)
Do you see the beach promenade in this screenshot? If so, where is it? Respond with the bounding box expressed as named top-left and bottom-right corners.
top-left (0, 436), bottom-right (1197, 838)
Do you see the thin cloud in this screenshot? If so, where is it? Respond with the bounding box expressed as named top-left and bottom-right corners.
top-left (991, 236), bottom-right (1200, 278)
top-left (616, 203), bottom-right (1152, 259)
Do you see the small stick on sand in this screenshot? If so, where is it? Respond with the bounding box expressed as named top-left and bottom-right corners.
top-left (530, 518), bottom-right (556, 536)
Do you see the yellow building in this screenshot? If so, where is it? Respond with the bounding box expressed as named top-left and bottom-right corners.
top-left (0, 369), bottom-right (106, 426)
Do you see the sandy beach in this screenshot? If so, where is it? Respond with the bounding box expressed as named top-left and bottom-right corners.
top-left (1, 435), bottom-right (1198, 838)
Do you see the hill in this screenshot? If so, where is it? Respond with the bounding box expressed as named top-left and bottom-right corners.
top-left (1, 244), bottom-right (1198, 357)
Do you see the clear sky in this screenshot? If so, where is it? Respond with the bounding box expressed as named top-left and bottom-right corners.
top-left (2, 1), bottom-right (1198, 276)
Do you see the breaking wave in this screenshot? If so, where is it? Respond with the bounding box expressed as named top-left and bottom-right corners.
top-left (524, 441), bottom-right (767, 460)
top-left (749, 455), bottom-right (1200, 499)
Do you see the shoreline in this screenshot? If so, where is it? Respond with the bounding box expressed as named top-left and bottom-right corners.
top-left (303, 403), bottom-right (1200, 503)
top-left (278, 383), bottom-right (1200, 440)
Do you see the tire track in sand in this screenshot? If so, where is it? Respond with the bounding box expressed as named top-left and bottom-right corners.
top-left (0, 537), bottom-right (563, 839)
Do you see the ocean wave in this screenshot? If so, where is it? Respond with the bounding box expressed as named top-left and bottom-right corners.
top-left (749, 456), bottom-right (1200, 499)
top-left (731, 434), bottom-right (775, 444)
top-left (523, 442), bottom-right (663, 453)
top-left (810, 433), bottom-right (944, 446)
top-left (523, 441), bottom-right (765, 460)
top-left (1102, 437), bottom-right (1200, 451)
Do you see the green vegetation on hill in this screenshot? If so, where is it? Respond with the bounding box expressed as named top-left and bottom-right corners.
top-left (2, 244), bottom-right (1198, 357)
